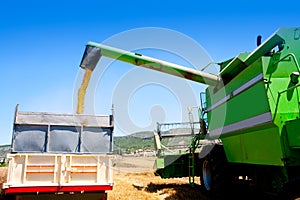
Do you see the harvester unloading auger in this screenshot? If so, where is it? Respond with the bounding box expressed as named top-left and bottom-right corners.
top-left (80, 27), bottom-right (300, 195)
top-left (79, 41), bottom-right (219, 86)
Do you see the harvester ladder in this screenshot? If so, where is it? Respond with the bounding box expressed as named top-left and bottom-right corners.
top-left (188, 148), bottom-right (195, 187)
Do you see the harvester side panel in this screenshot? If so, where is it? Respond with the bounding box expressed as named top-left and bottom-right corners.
top-left (206, 58), bottom-right (271, 134)
top-left (222, 125), bottom-right (284, 165)
top-left (205, 58), bottom-right (285, 165)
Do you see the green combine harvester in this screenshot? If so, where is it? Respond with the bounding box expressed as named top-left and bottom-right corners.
top-left (80, 27), bottom-right (300, 194)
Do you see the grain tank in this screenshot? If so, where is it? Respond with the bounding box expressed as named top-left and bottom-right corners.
top-left (80, 27), bottom-right (300, 193)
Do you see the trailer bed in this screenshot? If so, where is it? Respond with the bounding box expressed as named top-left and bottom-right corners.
top-left (3, 106), bottom-right (114, 198)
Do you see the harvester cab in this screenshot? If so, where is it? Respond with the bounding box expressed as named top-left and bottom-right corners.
top-left (79, 27), bottom-right (300, 194)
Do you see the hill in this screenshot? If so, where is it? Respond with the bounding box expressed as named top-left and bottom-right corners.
top-left (0, 145), bottom-right (10, 158)
top-left (114, 131), bottom-right (155, 155)
top-left (129, 131), bottom-right (154, 139)
top-left (0, 145), bottom-right (10, 165)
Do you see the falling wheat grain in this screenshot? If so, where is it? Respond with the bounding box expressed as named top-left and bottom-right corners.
top-left (76, 68), bottom-right (93, 114)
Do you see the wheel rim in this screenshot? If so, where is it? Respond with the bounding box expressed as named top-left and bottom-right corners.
top-left (202, 159), bottom-right (212, 191)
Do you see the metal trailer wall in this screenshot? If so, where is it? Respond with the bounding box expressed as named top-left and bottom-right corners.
top-left (11, 107), bottom-right (114, 154)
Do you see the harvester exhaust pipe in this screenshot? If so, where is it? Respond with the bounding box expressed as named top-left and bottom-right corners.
top-left (257, 35), bottom-right (262, 46)
top-left (79, 42), bottom-right (220, 86)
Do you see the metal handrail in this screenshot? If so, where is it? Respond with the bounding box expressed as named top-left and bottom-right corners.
top-left (273, 84), bottom-right (300, 121)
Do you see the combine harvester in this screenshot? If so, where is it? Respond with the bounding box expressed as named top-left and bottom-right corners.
top-left (79, 27), bottom-right (300, 195)
top-left (2, 105), bottom-right (114, 200)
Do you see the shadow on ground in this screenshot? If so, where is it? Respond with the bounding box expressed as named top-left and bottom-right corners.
top-left (142, 182), bottom-right (289, 200)
top-left (146, 183), bottom-right (208, 200)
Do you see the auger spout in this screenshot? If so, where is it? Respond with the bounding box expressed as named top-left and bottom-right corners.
top-left (80, 42), bottom-right (219, 86)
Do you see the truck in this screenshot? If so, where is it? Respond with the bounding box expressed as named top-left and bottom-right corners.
top-left (2, 105), bottom-right (114, 200)
top-left (78, 27), bottom-right (300, 196)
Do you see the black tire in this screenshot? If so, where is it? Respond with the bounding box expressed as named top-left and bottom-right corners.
top-left (200, 145), bottom-right (229, 194)
top-left (279, 179), bottom-right (300, 200)
top-left (201, 158), bottom-right (213, 192)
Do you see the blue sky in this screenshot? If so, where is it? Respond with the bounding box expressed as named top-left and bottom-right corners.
top-left (1, 0), bottom-right (299, 144)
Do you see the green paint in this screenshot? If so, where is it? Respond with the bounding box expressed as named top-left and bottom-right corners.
top-left (154, 157), bottom-right (164, 169)
top-left (222, 125), bottom-right (284, 165)
top-left (286, 119), bottom-right (300, 148)
top-left (203, 28), bottom-right (300, 168)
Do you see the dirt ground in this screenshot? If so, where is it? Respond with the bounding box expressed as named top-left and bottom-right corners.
top-left (1, 156), bottom-right (298, 199)
top-left (107, 156), bottom-right (281, 200)
top-left (0, 168), bottom-right (7, 187)
top-left (108, 156), bottom-right (206, 200)
top-left (107, 156), bottom-right (291, 200)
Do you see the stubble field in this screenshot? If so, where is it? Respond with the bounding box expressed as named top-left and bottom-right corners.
top-left (107, 156), bottom-right (273, 200)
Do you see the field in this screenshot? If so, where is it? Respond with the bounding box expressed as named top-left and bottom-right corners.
top-left (107, 156), bottom-right (276, 200)
top-left (1, 156), bottom-right (298, 199)
top-left (107, 156), bottom-right (205, 200)
top-left (0, 167), bottom-right (7, 198)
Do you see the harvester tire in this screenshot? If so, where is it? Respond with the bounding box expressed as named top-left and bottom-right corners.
top-left (201, 158), bottom-right (213, 192)
top-left (200, 145), bottom-right (229, 195)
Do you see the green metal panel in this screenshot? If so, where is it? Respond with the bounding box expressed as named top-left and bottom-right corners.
top-left (280, 123), bottom-right (300, 166)
top-left (155, 155), bottom-right (188, 178)
top-left (206, 58), bottom-right (269, 131)
top-left (226, 83), bottom-right (269, 123)
top-left (222, 125), bottom-right (284, 165)
top-left (286, 119), bottom-right (300, 148)
top-left (263, 52), bottom-right (300, 126)
top-left (208, 82), bottom-right (270, 131)
top-left (154, 157), bottom-right (165, 169)
top-left (220, 53), bottom-right (249, 80)
top-left (206, 57), bottom-right (262, 111)
top-left (269, 79), bottom-right (300, 124)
